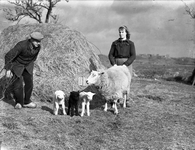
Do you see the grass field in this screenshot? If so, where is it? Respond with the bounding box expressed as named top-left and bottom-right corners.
top-left (0, 55), bottom-right (195, 150)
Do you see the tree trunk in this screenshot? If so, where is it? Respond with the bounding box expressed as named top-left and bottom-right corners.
top-left (45, 1), bottom-right (52, 23)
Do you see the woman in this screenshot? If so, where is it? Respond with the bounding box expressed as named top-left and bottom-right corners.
top-left (108, 25), bottom-right (136, 75)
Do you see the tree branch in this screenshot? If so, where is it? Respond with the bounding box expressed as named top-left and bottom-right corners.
top-left (181, 0), bottom-right (195, 18)
top-left (4, 0), bottom-right (69, 23)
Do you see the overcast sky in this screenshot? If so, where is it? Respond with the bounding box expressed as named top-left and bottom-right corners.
top-left (0, 0), bottom-right (195, 57)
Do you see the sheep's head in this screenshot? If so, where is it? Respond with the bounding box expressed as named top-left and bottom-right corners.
top-left (79, 91), bottom-right (95, 100)
top-left (70, 91), bottom-right (80, 99)
top-left (55, 90), bottom-right (65, 100)
top-left (86, 70), bottom-right (104, 85)
top-left (87, 92), bottom-right (95, 99)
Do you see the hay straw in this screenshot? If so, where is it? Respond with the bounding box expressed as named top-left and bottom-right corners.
top-left (0, 23), bottom-right (105, 102)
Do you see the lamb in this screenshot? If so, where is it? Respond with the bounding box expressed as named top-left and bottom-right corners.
top-left (86, 65), bottom-right (132, 114)
top-left (53, 90), bottom-right (66, 115)
top-left (67, 91), bottom-right (80, 117)
top-left (79, 91), bottom-right (95, 117)
top-left (67, 91), bottom-right (95, 117)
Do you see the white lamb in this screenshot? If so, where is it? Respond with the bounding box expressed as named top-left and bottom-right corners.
top-left (86, 65), bottom-right (132, 114)
top-left (79, 91), bottom-right (95, 117)
top-left (53, 90), bottom-right (66, 115)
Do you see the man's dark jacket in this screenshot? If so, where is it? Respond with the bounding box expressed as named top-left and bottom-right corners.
top-left (4, 39), bottom-right (40, 77)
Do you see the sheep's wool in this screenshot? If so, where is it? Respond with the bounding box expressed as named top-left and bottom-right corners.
top-left (98, 65), bottom-right (131, 101)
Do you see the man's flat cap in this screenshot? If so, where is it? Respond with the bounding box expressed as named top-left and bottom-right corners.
top-left (30, 32), bottom-right (44, 41)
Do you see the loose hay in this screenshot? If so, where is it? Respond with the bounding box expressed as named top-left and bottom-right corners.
top-left (0, 23), bottom-right (105, 102)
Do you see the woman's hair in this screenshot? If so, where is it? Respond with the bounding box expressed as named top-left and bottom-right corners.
top-left (118, 25), bottom-right (130, 40)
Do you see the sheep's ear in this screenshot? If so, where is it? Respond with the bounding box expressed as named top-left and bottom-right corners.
top-left (99, 72), bottom-right (104, 75)
top-left (97, 70), bottom-right (104, 75)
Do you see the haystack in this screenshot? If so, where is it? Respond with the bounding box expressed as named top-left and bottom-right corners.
top-left (0, 23), bottom-right (105, 101)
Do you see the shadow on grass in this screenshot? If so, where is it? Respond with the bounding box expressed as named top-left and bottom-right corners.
top-left (41, 105), bottom-right (53, 114)
top-left (165, 75), bottom-right (193, 85)
top-left (41, 105), bottom-right (75, 116)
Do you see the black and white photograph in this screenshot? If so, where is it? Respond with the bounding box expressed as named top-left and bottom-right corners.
top-left (0, 0), bottom-right (195, 149)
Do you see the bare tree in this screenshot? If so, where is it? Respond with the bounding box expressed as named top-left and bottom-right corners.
top-left (3, 0), bottom-right (69, 24)
top-left (181, 0), bottom-right (195, 18)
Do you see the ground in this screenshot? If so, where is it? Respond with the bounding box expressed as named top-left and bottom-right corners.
top-left (0, 55), bottom-right (195, 150)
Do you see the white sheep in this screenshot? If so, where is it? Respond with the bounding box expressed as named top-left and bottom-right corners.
top-left (53, 90), bottom-right (66, 115)
top-left (79, 91), bottom-right (95, 117)
top-left (86, 65), bottom-right (132, 114)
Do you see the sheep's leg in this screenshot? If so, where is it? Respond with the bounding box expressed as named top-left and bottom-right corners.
top-left (113, 102), bottom-right (118, 114)
top-left (123, 93), bottom-right (127, 108)
top-left (104, 102), bottom-right (108, 112)
top-left (111, 102), bottom-right (114, 108)
top-left (75, 103), bottom-right (79, 116)
top-left (62, 103), bottom-right (66, 115)
top-left (192, 76), bottom-right (195, 86)
top-left (86, 101), bottom-right (90, 116)
top-left (53, 102), bottom-right (59, 115)
top-left (67, 104), bottom-right (71, 115)
top-left (81, 102), bottom-right (85, 117)
top-left (71, 106), bottom-right (74, 116)
top-left (67, 98), bottom-right (71, 115)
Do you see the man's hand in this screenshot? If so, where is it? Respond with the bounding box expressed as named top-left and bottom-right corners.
top-left (5, 70), bottom-right (13, 78)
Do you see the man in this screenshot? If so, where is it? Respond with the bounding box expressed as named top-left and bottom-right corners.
top-left (3, 31), bottom-right (44, 109)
